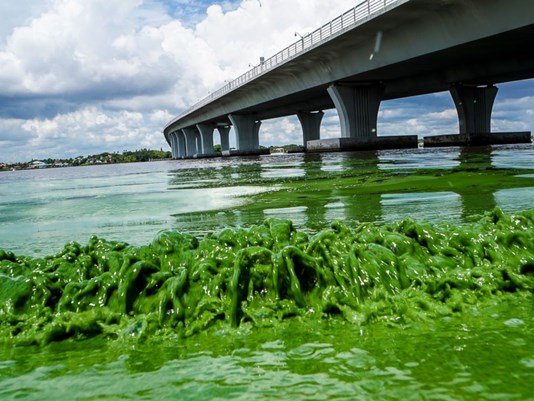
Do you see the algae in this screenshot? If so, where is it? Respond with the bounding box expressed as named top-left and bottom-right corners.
top-left (0, 208), bottom-right (533, 345)
top-left (237, 168), bottom-right (534, 214)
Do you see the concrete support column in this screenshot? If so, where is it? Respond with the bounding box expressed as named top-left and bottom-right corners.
top-left (174, 132), bottom-right (182, 159)
top-left (327, 83), bottom-right (383, 138)
top-left (195, 132), bottom-right (202, 154)
top-left (169, 132), bottom-right (177, 159)
top-left (177, 131), bottom-right (186, 158)
top-left (197, 123), bottom-right (215, 154)
top-left (252, 121), bottom-right (261, 149)
top-left (217, 126), bottom-right (231, 151)
top-left (297, 111), bottom-right (324, 148)
top-left (182, 127), bottom-right (199, 157)
top-left (450, 84), bottom-right (498, 134)
top-left (228, 114), bottom-right (261, 151)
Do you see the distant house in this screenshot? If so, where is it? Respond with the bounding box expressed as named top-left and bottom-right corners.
top-left (31, 160), bottom-right (48, 168)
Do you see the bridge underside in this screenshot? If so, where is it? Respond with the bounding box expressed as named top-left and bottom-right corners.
top-left (224, 24), bottom-right (534, 122)
top-left (165, 0), bottom-right (534, 158)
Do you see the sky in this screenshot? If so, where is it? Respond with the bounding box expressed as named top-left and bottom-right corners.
top-left (0, 0), bottom-right (533, 163)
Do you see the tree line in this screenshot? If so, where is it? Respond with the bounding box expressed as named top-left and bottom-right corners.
top-left (0, 148), bottom-right (172, 171)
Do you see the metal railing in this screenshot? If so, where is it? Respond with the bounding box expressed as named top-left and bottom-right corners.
top-left (166, 0), bottom-right (405, 129)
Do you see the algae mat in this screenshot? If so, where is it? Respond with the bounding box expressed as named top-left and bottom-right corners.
top-left (1, 209), bottom-right (533, 399)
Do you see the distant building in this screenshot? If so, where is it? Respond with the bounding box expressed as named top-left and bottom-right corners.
top-left (31, 160), bottom-right (48, 168)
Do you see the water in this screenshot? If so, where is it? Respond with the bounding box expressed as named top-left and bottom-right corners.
top-left (1, 144), bottom-right (534, 257)
top-left (1, 143), bottom-right (534, 400)
top-left (0, 160), bottom-right (271, 256)
top-left (1, 300), bottom-right (533, 400)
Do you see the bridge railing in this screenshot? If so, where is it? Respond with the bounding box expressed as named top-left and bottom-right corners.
top-left (166, 0), bottom-right (404, 129)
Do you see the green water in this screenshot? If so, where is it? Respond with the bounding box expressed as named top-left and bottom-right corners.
top-left (1, 145), bottom-right (534, 400)
top-left (1, 302), bottom-right (532, 400)
top-left (0, 299), bottom-right (532, 400)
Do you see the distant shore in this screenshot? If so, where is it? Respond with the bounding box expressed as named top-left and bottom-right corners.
top-left (0, 148), bottom-right (172, 172)
top-left (1, 144), bottom-right (305, 171)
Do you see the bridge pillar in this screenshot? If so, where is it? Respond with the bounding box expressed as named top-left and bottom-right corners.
top-left (169, 132), bottom-right (177, 159)
top-left (217, 126), bottom-right (231, 151)
top-left (450, 84), bottom-right (498, 134)
top-left (196, 123), bottom-right (215, 154)
top-left (425, 84), bottom-right (529, 146)
top-left (228, 114), bottom-right (261, 151)
top-left (170, 131), bottom-right (186, 159)
top-left (178, 131), bottom-right (187, 158)
top-left (182, 127), bottom-right (199, 157)
top-left (297, 111), bottom-right (324, 148)
top-left (327, 84), bottom-right (383, 138)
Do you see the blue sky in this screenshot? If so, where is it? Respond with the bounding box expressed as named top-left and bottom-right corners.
top-left (0, 0), bottom-right (533, 163)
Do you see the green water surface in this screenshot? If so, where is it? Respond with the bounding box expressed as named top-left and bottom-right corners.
top-left (1, 145), bottom-right (534, 400)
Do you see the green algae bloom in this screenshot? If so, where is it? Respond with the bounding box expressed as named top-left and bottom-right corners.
top-left (1, 208), bottom-right (533, 345)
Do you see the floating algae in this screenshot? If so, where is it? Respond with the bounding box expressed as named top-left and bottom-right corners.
top-left (0, 208), bottom-right (533, 345)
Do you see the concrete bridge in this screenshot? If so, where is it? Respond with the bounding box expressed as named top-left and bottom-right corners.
top-left (163, 0), bottom-right (534, 158)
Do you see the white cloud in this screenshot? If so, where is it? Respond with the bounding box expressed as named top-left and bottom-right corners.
top-left (17, 106), bottom-right (168, 161)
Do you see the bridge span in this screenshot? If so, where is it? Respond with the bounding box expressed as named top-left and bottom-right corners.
top-left (164, 0), bottom-right (534, 158)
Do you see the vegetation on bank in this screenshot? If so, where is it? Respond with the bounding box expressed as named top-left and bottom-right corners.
top-left (0, 149), bottom-right (172, 171)
top-left (1, 144), bottom-right (306, 171)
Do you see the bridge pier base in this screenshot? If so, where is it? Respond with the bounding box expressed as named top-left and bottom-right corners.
top-left (313, 83), bottom-right (417, 152)
top-left (424, 132), bottom-right (532, 147)
top-left (297, 111), bottom-right (324, 149)
top-left (424, 84), bottom-right (531, 146)
top-left (307, 136), bottom-right (418, 152)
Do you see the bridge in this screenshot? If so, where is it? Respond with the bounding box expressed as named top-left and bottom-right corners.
top-left (163, 0), bottom-right (534, 158)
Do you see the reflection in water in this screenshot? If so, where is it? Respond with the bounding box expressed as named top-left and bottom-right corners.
top-left (260, 157), bottom-right (305, 179)
top-left (378, 146), bottom-right (461, 170)
top-left (378, 146), bottom-right (506, 224)
top-left (286, 152), bottom-right (383, 229)
top-left (264, 206), bottom-right (309, 227)
top-left (330, 149), bottom-right (474, 225)
top-left (495, 187), bottom-right (534, 215)
top-left (329, 151), bottom-right (383, 224)
top-left (307, 150), bottom-right (466, 226)
top-left (166, 145), bottom-right (533, 236)
top-left (1, 144), bottom-right (533, 256)
top-left (381, 192), bottom-right (462, 224)
top-left (311, 146), bottom-right (528, 227)
top-left (454, 146), bottom-right (497, 222)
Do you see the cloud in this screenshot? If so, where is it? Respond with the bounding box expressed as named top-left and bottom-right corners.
top-left (0, 118), bottom-right (37, 144)
top-left (1, 0), bottom-right (226, 112)
top-left (0, 0), bottom-right (49, 44)
top-left (492, 94), bottom-right (534, 132)
top-left (377, 85), bottom-right (534, 137)
top-left (17, 106), bottom-right (165, 161)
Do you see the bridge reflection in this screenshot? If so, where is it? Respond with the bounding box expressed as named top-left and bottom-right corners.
top-left (257, 148), bottom-right (499, 230)
top-left (167, 145), bottom-right (534, 235)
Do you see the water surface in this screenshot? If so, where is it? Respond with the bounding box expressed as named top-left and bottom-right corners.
top-left (1, 144), bottom-right (534, 256)
top-left (1, 144), bottom-right (534, 400)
